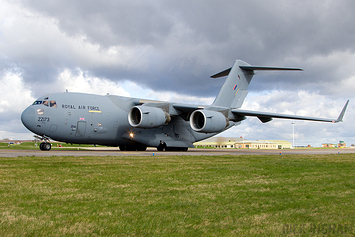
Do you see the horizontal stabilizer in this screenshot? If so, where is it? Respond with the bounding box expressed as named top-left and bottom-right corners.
top-left (211, 65), bottom-right (302, 78)
top-left (210, 68), bottom-right (232, 78)
top-left (239, 65), bottom-right (303, 71)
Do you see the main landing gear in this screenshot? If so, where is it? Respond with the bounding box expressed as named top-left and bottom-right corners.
top-left (156, 141), bottom-right (188, 151)
top-left (119, 145), bottom-right (147, 151)
top-left (159, 147), bottom-right (188, 151)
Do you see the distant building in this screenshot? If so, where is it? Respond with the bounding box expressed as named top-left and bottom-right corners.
top-left (322, 143), bottom-right (337, 148)
top-left (234, 140), bottom-right (278, 149)
top-left (322, 141), bottom-right (346, 148)
top-left (338, 141), bottom-right (346, 147)
top-left (0, 140), bottom-right (35, 144)
top-left (0, 140), bottom-right (21, 144)
top-left (257, 140), bottom-right (292, 149)
top-left (193, 137), bottom-right (243, 149)
top-left (194, 137), bottom-right (291, 149)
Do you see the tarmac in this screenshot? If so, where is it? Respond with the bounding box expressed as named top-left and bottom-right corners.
top-left (1, 147), bottom-right (355, 157)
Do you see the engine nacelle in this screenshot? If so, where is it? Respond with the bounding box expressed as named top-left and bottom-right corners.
top-left (190, 110), bottom-right (228, 133)
top-left (128, 106), bottom-right (171, 128)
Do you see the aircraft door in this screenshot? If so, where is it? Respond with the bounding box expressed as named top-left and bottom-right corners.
top-left (49, 124), bottom-right (58, 133)
top-left (75, 121), bottom-right (87, 137)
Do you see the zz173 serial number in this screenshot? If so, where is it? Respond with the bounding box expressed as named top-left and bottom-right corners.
top-left (38, 117), bottom-right (50, 122)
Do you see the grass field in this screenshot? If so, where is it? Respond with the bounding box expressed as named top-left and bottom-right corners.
top-left (0, 142), bottom-right (99, 150)
top-left (0, 154), bottom-right (354, 236)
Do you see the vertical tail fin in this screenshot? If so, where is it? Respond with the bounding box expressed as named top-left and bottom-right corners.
top-left (211, 60), bottom-right (254, 108)
top-left (211, 59), bottom-right (303, 108)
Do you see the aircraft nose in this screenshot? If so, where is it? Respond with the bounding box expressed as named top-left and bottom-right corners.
top-left (21, 106), bottom-right (35, 130)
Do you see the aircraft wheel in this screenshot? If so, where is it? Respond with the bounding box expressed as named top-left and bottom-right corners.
top-left (120, 145), bottom-right (144, 151)
top-left (44, 142), bottom-right (51, 151)
top-left (44, 142), bottom-right (52, 151)
top-left (164, 147), bottom-right (188, 151)
top-left (157, 141), bottom-right (166, 151)
top-left (40, 142), bottom-right (51, 151)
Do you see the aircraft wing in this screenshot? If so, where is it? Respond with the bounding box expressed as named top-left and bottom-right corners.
top-left (231, 100), bottom-right (349, 123)
top-left (172, 103), bottom-right (205, 113)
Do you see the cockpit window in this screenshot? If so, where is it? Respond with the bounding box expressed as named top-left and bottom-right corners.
top-left (32, 101), bottom-right (43, 105)
top-left (32, 100), bottom-right (57, 108)
top-left (50, 100), bottom-right (57, 107)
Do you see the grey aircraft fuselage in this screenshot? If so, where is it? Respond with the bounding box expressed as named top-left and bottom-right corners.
top-left (21, 59), bottom-right (349, 151)
top-left (21, 92), bottom-right (224, 150)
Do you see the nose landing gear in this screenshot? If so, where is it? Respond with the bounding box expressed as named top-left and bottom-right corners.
top-left (39, 142), bottom-right (52, 151)
top-left (34, 135), bottom-right (52, 151)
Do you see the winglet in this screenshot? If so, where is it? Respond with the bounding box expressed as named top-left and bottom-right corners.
top-left (334, 100), bottom-right (349, 123)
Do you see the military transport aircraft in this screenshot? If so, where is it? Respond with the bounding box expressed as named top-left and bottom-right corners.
top-left (21, 59), bottom-right (349, 151)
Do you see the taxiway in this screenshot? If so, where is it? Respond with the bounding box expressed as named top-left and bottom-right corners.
top-left (1, 148), bottom-right (355, 157)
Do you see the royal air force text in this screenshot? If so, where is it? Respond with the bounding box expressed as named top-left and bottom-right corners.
top-left (61, 104), bottom-right (100, 111)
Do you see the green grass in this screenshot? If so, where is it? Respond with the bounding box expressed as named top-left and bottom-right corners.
top-left (0, 142), bottom-right (101, 150)
top-left (0, 154), bottom-right (354, 236)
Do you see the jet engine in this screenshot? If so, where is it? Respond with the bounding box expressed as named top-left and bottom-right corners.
top-left (128, 106), bottom-right (171, 128)
top-left (190, 110), bottom-right (228, 133)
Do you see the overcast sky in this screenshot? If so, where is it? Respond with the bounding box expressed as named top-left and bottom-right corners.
top-left (1, 0), bottom-right (354, 146)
